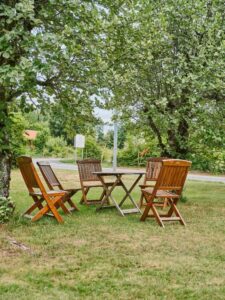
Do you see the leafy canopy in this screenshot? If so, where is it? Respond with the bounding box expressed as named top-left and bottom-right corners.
top-left (99, 0), bottom-right (225, 157)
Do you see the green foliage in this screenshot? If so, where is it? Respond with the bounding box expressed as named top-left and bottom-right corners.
top-left (23, 118), bottom-right (74, 158)
top-left (101, 147), bottom-right (112, 164)
top-left (43, 136), bottom-right (73, 158)
top-left (188, 105), bottom-right (225, 173)
top-left (118, 138), bottom-right (144, 167)
top-left (0, 196), bottom-right (14, 223)
top-left (49, 102), bottom-right (98, 144)
top-left (118, 147), bottom-right (140, 166)
top-left (24, 111), bottom-right (49, 130)
top-left (100, 125), bottom-right (126, 149)
top-left (84, 137), bottom-right (102, 160)
top-left (189, 150), bottom-right (225, 174)
top-left (8, 111), bottom-right (27, 164)
top-left (118, 133), bottom-right (160, 166)
top-left (101, 0), bottom-right (225, 158)
top-left (33, 127), bottom-right (51, 154)
top-left (0, 0), bottom-right (106, 200)
top-left (96, 125), bottom-right (105, 146)
top-left (104, 130), bottom-right (114, 149)
top-left (117, 126), bottom-right (126, 149)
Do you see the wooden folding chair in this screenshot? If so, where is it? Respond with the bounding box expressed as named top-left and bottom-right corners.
top-left (37, 161), bottom-right (80, 212)
top-left (77, 159), bottom-right (114, 205)
top-left (140, 159), bottom-right (191, 227)
top-left (17, 156), bottom-right (70, 223)
top-left (139, 157), bottom-right (168, 208)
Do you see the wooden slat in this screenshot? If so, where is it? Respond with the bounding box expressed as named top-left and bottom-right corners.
top-left (37, 161), bottom-right (62, 189)
top-left (97, 205), bottom-right (115, 209)
top-left (86, 200), bottom-right (102, 205)
top-left (122, 208), bottom-right (140, 214)
top-left (139, 157), bottom-right (168, 208)
top-left (160, 217), bottom-right (181, 221)
top-left (77, 159), bottom-right (102, 181)
top-left (93, 171), bottom-right (145, 175)
top-left (23, 214), bottom-right (33, 219)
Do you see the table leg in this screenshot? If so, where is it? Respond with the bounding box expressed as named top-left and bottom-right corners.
top-left (119, 175), bottom-right (143, 212)
top-left (96, 174), bottom-right (143, 216)
top-left (108, 194), bottom-right (125, 216)
top-left (96, 175), bottom-right (125, 216)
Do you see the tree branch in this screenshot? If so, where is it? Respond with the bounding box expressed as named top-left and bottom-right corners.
top-left (143, 107), bottom-right (166, 153)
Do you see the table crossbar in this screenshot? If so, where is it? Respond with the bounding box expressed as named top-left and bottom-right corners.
top-left (94, 171), bottom-right (144, 216)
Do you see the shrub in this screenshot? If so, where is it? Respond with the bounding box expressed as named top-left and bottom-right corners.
top-left (33, 127), bottom-right (51, 154)
top-left (83, 136), bottom-right (102, 160)
top-left (117, 134), bottom-right (160, 167)
top-left (188, 149), bottom-right (225, 174)
top-left (118, 147), bottom-right (140, 166)
top-left (43, 136), bottom-right (73, 158)
top-left (0, 197), bottom-right (15, 223)
top-left (101, 147), bottom-right (112, 164)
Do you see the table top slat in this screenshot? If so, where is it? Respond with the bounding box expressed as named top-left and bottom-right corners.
top-left (93, 171), bottom-right (145, 176)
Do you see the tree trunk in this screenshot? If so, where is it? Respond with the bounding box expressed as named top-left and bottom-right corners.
top-left (167, 117), bottom-right (189, 158)
top-left (145, 107), bottom-right (190, 158)
top-left (0, 152), bottom-right (12, 198)
top-left (0, 99), bottom-right (12, 198)
top-left (146, 114), bottom-right (171, 157)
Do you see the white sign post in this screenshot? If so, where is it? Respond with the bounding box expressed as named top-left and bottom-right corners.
top-left (74, 134), bottom-right (85, 162)
top-left (113, 122), bottom-right (118, 171)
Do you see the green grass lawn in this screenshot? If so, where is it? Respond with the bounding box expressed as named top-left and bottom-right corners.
top-left (1, 169), bottom-right (225, 300)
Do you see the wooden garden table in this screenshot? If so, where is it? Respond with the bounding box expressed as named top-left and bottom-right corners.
top-left (93, 170), bottom-right (145, 216)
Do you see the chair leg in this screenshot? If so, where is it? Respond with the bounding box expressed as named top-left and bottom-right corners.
top-left (171, 200), bottom-right (186, 226)
top-left (32, 197), bottom-right (64, 223)
top-left (79, 187), bottom-right (85, 204)
top-left (99, 190), bottom-right (110, 205)
top-left (139, 193), bottom-right (145, 208)
top-left (59, 200), bottom-right (71, 214)
top-left (80, 187), bottom-right (89, 205)
top-left (99, 190), bottom-right (105, 201)
top-left (140, 191), bottom-right (154, 221)
top-left (62, 190), bottom-right (79, 211)
top-left (66, 197), bottom-right (79, 211)
top-left (166, 199), bottom-right (175, 217)
top-left (23, 197), bottom-right (44, 216)
top-left (54, 197), bottom-right (71, 214)
top-left (140, 204), bottom-right (151, 221)
top-left (163, 198), bottom-right (168, 209)
top-left (151, 205), bottom-right (165, 227)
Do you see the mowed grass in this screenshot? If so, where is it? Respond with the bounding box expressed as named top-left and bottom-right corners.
top-left (0, 169), bottom-right (225, 300)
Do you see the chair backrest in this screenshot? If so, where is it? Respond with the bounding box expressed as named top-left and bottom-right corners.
top-left (77, 159), bottom-right (102, 182)
top-left (37, 161), bottom-right (62, 190)
top-left (154, 159), bottom-right (191, 194)
top-left (145, 157), bottom-right (168, 182)
top-left (17, 156), bottom-right (46, 194)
